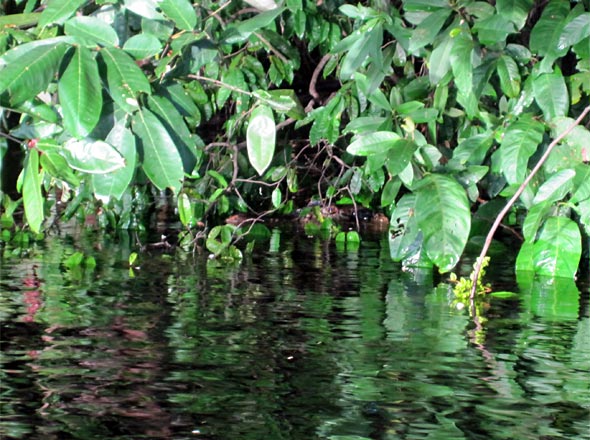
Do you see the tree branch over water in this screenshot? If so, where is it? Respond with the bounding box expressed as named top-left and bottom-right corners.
top-left (470, 105), bottom-right (590, 300)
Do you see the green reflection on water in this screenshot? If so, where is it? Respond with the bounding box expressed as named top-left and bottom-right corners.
top-left (1, 234), bottom-right (589, 439)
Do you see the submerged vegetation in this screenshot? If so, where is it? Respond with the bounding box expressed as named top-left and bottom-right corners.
top-left (1, 0), bottom-right (589, 283)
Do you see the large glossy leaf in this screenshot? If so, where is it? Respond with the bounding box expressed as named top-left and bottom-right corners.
top-left (532, 70), bottom-right (569, 120)
top-left (64, 16), bottom-right (119, 48)
top-left (516, 216), bottom-right (581, 278)
top-left (123, 34), bottom-right (162, 60)
top-left (223, 7), bottom-right (286, 44)
top-left (340, 23), bottom-right (382, 80)
top-left (532, 168), bottom-right (575, 205)
top-left (408, 8), bottom-right (452, 53)
top-left (247, 105), bottom-right (276, 176)
top-left (558, 13), bottom-right (590, 50)
top-left (124, 0), bottom-right (163, 20)
top-left (92, 121), bottom-right (137, 202)
top-left (0, 12), bottom-right (40, 28)
top-left (132, 108), bottom-right (184, 193)
top-left (429, 32), bottom-right (454, 84)
top-left (496, 0), bottom-right (533, 30)
top-left (571, 164), bottom-right (590, 204)
top-left (574, 199), bottom-right (590, 235)
top-left (58, 46), bottom-right (102, 138)
top-left (159, 0), bottom-right (197, 31)
top-left (389, 193), bottom-right (423, 262)
top-left (522, 200), bottom-right (551, 242)
top-left (413, 174), bottom-right (471, 272)
top-left (147, 95), bottom-right (197, 173)
top-left (40, 150), bottom-right (80, 187)
top-left (448, 133), bottom-right (493, 168)
top-left (0, 41), bottom-right (68, 105)
top-left (496, 55), bottom-right (520, 98)
top-left (347, 131), bottom-right (401, 156)
top-left (529, 1), bottom-right (569, 56)
top-left (472, 14), bottom-right (516, 46)
top-left (495, 117), bottom-right (544, 185)
top-left (62, 138), bottom-right (126, 174)
top-left (385, 139), bottom-right (419, 176)
top-left (38, 0), bottom-right (86, 27)
top-left (545, 117), bottom-right (590, 173)
top-left (449, 32), bottom-right (474, 95)
top-left (99, 46), bottom-right (151, 113)
top-left (22, 149), bottom-right (43, 234)
top-left (252, 89), bottom-right (305, 119)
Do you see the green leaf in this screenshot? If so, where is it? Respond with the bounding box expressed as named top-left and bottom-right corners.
top-left (340, 23), bottom-right (382, 80)
top-left (413, 174), bottom-right (471, 272)
top-left (448, 133), bottom-right (493, 168)
top-left (522, 200), bottom-right (551, 242)
top-left (59, 46), bottom-right (102, 138)
top-left (132, 108), bottom-right (184, 193)
top-left (473, 14), bottom-right (516, 46)
top-left (496, 55), bottom-right (520, 98)
top-left (206, 225), bottom-right (233, 256)
top-left (558, 13), bottom-right (590, 50)
top-left (347, 131), bottom-right (401, 156)
top-left (532, 168), bottom-right (575, 205)
top-left (389, 193), bottom-right (422, 262)
top-left (147, 94), bottom-right (197, 173)
top-left (40, 150), bottom-right (80, 187)
top-left (252, 89), bottom-right (305, 119)
top-left (38, 0), bottom-right (86, 28)
top-left (529, 1), bottom-right (569, 57)
top-left (123, 34), bottom-right (162, 60)
top-left (571, 164), bottom-right (590, 204)
top-left (0, 12), bottom-right (40, 28)
top-left (381, 178), bottom-right (402, 207)
top-left (159, 0), bottom-right (197, 31)
top-left (99, 46), bottom-right (151, 113)
top-left (207, 170), bottom-right (228, 188)
top-left (247, 105), bottom-right (276, 176)
top-left (385, 139), bottom-right (419, 176)
top-left (532, 70), bottom-right (569, 120)
top-left (64, 16), bottom-right (119, 47)
top-left (0, 41), bottom-right (68, 106)
top-left (496, 0), bottom-right (533, 30)
top-left (62, 138), bottom-right (126, 174)
top-left (22, 149), bottom-right (43, 234)
top-left (450, 32), bottom-right (474, 95)
top-left (178, 192), bottom-right (195, 227)
top-left (124, 0), bottom-right (163, 20)
top-left (495, 118), bottom-right (544, 185)
top-left (223, 7), bottom-right (286, 44)
top-left (546, 118), bottom-right (590, 173)
top-left (271, 187), bottom-right (282, 209)
top-left (428, 32), bottom-right (454, 85)
top-left (92, 120), bottom-right (137, 202)
top-left (408, 8), bottom-right (452, 53)
top-left (517, 216), bottom-right (582, 278)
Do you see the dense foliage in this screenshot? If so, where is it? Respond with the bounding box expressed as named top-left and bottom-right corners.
top-left (0, 0), bottom-right (589, 279)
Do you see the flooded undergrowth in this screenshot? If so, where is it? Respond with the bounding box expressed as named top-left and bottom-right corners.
top-left (1, 230), bottom-right (589, 439)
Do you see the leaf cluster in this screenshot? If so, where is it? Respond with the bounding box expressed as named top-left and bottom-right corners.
top-left (0, 0), bottom-right (589, 280)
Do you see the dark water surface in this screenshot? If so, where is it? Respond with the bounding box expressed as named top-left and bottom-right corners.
top-left (1, 232), bottom-right (589, 440)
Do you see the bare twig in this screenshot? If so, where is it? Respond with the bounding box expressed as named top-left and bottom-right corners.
top-left (469, 105), bottom-right (590, 300)
top-left (253, 31), bottom-right (289, 65)
top-left (188, 74), bottom-right (252, 97)
top-left (309, 54), bottom-right (333, 102)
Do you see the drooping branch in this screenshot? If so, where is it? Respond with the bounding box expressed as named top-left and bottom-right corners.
top-left (469, 105), bottom-right (590, 300)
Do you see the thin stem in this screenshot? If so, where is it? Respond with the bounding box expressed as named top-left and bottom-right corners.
top-left (188, 74), bottom-right (253, 97)
top-left (469, 105), bottom-right (590, 300)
